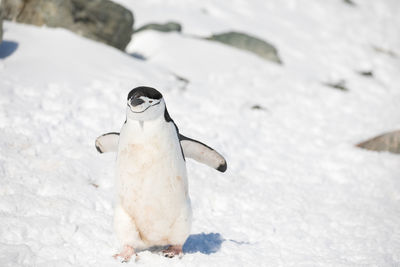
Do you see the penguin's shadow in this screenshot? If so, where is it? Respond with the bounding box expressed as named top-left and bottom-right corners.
top-left (183, 232), bottom-right (223, 254)
top-left (0, 41), bottom-right (19, 59)
top-left (147, 232), bottom-right (248, 255)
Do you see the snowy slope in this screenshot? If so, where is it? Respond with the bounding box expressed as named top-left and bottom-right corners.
top-left (1, 0), bottom-right (400, 266)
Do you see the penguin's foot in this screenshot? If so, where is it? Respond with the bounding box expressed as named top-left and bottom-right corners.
top-left (162, 245), bottom-right (183, 258)
top-left (113, 245), bottom-right (137, 263)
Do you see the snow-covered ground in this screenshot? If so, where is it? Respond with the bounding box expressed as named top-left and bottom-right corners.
top-left (1, 0), bottom-right (400, 266)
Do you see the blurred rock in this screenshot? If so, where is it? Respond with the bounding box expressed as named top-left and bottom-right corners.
top-left (324, 80), bottom-right (349, 91)
top-left (1, 0), bottom-right (134, 50)
top-left (70, 0), bottom-right (134, 50)
top-left (0, 0), bottom-right (3, 44)
top-left (343, 0), bottom-right (356, 6)
top-left (357, 130), bottom-right (400, 154)
top-left (135, 21), bottom-right (182, 33)
top-left (1, 0), bottom-right (24, 21)
top-left (359, 70), bottom-right (373, 77)
top-left (206, 31), bottom-right (282, 64)
top-left (251, 105), bottom-right (266, 110)
top-left (373, 46), bottom-right (397, 58)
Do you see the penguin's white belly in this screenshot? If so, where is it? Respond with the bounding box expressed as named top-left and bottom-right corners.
top-left (116, 124), bottom-right (190, 245)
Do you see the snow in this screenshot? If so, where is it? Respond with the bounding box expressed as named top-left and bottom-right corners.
top-left (1, 0), bottom-right (400, 266)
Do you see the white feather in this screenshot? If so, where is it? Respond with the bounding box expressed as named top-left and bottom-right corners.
top-left (114, 114), bottom-right (191, 248)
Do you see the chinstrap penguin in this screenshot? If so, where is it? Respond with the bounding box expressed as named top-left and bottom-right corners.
top-left (95, 86), bottom-right (227, 262)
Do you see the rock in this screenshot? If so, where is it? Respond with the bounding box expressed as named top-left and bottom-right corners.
top-left (357, 130), bottom-right (400, 154)
top-left (206, 31), bottom-right (282, 64)
top-left (373, 46), bottom-right (398, 58)
top-left (251, 105), bottom-right (266, 110)
top-left (134, 21), bottom-right (182, 33)
top-left (70, 0), bottom-right (134, 50)
top-left (1, 0), bottom-right (24, 21)
top-left (343, 0), bottom-right (356, 6)
top-left (0, 0), bottom-right (3, 44)
top-left (1, 0), bottom-right (134, 50)
top-left (14, 0), bottom-right (75, 28)
top-left (358, 70), bottom-right (373, 77)
top-left (324, 80), bottom-right (349, 91)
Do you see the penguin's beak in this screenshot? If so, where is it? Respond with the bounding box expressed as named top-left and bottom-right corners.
top-left (130, 97), bottom-right (145, 107)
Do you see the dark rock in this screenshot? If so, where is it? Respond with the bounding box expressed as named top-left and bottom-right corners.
top-left (0, 2), bottom-right (3, 44)
top-left (324, 80), bottom-right (349, 91)
top-left (206, 31), bottom-right (282, 64)
top-left (251, 105), bottom-right (265, 110)
top-left (357, 130), bottom-right (400, 154)
top-left (134, 21), bottom-right (182, 33)
top-left (359, 70), bottom-right (373, 77)
top-left (130, 52), bottom-right (146, 61)
top-left (343, 0), bottom-right (356, 6)
top-left (1, 0), bottom-right (134, 50)
top-left (90, 183), bottom-right (99, 188)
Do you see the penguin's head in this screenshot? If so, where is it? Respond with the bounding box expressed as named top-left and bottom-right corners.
top-left (126, 86), bottom-right (166, 121)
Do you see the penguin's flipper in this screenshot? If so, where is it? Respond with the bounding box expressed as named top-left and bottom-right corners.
top-left (179, 134), bottom-right (227, 172)
top-left (95, 132), bottom-right (120, 153)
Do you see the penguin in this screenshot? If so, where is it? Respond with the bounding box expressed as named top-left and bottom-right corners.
top-left (95, 86), bottom-right (227, 262)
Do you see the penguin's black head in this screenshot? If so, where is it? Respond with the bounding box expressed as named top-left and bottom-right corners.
top-left (127, 86), bottom-right (163, 102)
top-left (126, 86), bottom-right (166, 121)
